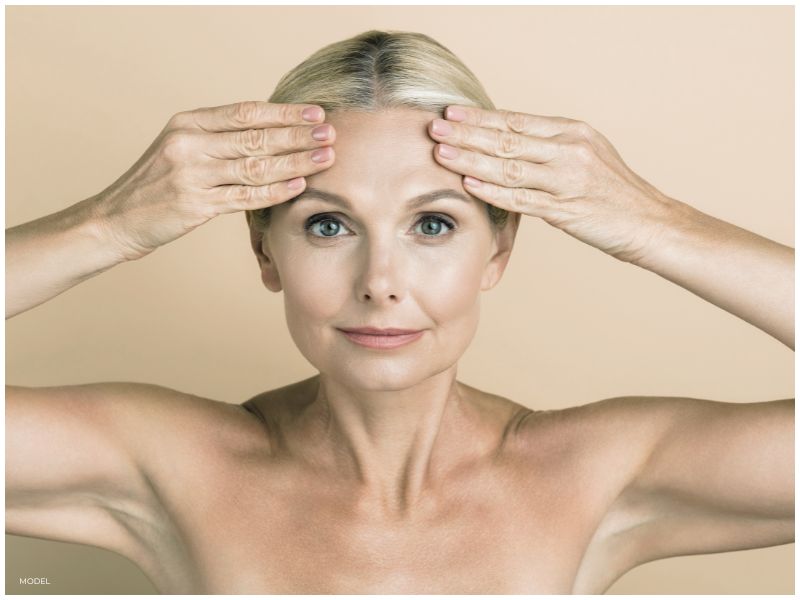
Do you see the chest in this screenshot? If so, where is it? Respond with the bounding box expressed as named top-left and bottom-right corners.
top-left (148, 452), bottom-right (603, 594)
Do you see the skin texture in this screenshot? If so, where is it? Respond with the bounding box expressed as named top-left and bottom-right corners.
top-left (6, 101), bottom-right (791, 594)
top-left (248, 108), bottom-right (521, 514)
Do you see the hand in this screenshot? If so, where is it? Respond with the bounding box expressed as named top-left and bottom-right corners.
top-left (427, 106), bottom-right (677, 264)
top-left (92, 101), bottom-right (336, 261)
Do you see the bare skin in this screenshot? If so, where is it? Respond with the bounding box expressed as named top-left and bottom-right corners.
top-left (6, 101), bottom-right (793, 595)
top-left (90, 377), bottom-right (638, 594)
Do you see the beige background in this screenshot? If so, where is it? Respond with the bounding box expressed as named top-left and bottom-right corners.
top-left (5, 5), bottom-right (794, 595)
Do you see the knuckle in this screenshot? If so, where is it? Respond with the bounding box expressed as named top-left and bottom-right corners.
top-left (571, 139), bottom-right (595, 162)
top-left (571, 120), bottom-right (594, 138)
top-left (277, 103), bottom-right (296, 124)
top-left (551, 135), bottom-right (571, 158)
top-left (505, 110), bottom-right (527, 133)
top-left (496, 130), bottom-right (522, 158)
top-left (231, 185), bottom-right (252, 205)
top-left (231, 101), bottom-right (260, 127)
top-left (510, 186), bottom-right (529, 212)
top-left (295, 125), bottom-right (310, 146)
top-left (501, 158), bottom-right (525, 186)
top-left (160, 131), bottom-right (194, 163)
top-left (240, 156), bottom-right (269, 183)
top-left (473, 109), bottom-right (488, 128)
top-left (259, 184), bottom-right (277, 206)
top-left (238, 128), bottom-right (268, 154)
top-left (227, 184), bottom-right (260, 209)
top-left (167, 111), bottom-right (191, 130)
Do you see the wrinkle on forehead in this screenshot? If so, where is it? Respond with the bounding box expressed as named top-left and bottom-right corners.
top-left (307, 109), bottom-right (459, 194)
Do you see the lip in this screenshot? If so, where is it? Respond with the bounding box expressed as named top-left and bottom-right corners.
top-left (337, 327), bottom-right (425, 349)
top-left (339, 327), bottom-right (421, 335)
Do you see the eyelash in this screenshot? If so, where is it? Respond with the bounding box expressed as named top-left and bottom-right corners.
top-left (303, 213), bottom-right (457, 239)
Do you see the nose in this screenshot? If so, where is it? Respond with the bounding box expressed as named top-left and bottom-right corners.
top-left (355, 238), bottom-right (407, 305)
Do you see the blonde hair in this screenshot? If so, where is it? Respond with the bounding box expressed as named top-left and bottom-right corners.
top-left (248, 29), bottom-right (509, 230)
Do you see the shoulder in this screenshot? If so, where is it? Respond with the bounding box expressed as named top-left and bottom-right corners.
top-left (508, 396), bottom-right (667, 489)
top-left (513, 395), bottom-right (667, 445)
top-left (69, 381), bottom-right (270, 466)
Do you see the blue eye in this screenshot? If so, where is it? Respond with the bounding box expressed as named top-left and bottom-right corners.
top-left (305, 215), bottom-right (349, 237)
top-left (303, 213), bottom-right (456, 239)
top-left (415, 215), bottom-right (455, 237)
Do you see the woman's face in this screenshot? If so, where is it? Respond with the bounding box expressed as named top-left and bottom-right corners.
top-left (254, 109), bottom-right (518, 391)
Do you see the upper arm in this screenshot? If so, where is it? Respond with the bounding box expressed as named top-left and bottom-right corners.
top-left (608, 396), bottom-right (794, 569)
top-left (5, 382), bottom-right (172, 558)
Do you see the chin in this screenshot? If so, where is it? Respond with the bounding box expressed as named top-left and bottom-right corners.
top-left (287, 319), bottom-right (477, 392)
top-left (326, 358), bottom-right (447, 391)
top-left (301, 350), bottom-right (455, 392)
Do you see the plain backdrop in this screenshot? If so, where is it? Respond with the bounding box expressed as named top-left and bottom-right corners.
top-left (5, 4), bottom-right (794, 594)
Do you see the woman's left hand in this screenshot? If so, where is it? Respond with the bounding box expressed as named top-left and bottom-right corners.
top-left (427, 106), bottom-right (680, 264)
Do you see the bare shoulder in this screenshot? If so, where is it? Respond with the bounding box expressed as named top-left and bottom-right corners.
top-left (510, 395), bottom-right (662, 463)
top-left (95, 381), bottom-right (259, 449)
top-left (508, 395), bottom-right (701, 593)
top-left (507, 395), bottom-right (674, 519)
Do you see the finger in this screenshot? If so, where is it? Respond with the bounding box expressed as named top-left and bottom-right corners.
top-left (203, 123), bottom-right (335, 160)
top-left (174, 101), bottom-right (325, 133)
top-left (461, 176), bottom-right (557, 220)
top-left (433, 143), bottom-right (556, 194)
top-left (428, 118), bottom-right (560, 164)
top-left (444, 105), bottom-right (579, 138)
top-left (208, 145), bottom-right (335, 187)
top-left (209, 177), bottom-right (310, 215)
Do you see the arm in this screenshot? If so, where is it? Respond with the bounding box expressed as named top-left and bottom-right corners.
top-left (597, 396), bottom-right (794, 575)
top-left (604, 203), bottom-right (795, 571)
top-left (633, 197), bottom-right (794, 349)
top-left (4, 195), bottom-right (167, 556)
top-left (427, 105), bottom-right (794, 582)
top-left (5, 196), bottom-right (128, 319)
top-left (5, 101), bottom-right (333, 551)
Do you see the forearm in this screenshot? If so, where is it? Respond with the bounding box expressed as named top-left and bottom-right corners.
top-left (5, 196), bottom-right (128, 319)
top-left (634, 197), bottom-right (794, 350)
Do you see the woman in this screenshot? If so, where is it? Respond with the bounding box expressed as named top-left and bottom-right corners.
top-left (5, 30), bottom-right (793, 594)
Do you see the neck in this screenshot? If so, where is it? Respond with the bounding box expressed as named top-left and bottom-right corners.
top-left (304, 365), bottom-right (470, 515)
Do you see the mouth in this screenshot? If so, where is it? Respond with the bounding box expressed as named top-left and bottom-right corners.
top-left (336, 327), bottom-right (425, 349)
top-left (339, 327), bottom-right (421, 335)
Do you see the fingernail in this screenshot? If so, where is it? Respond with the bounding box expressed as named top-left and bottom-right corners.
top-left (303, 106), bottom-right (323, 122)
top-left (438, 144), bottom-right (458, 159)
top-left (431, 119), bottom-right (453, 136)
top-left (287, 177), bottom-right (305, 190)
top-left (445, 106), bottom-right (467, 122)
top-left (311, 147), bottom-right (332, 163)
top-left (311, 124), bottom-right (330, 141)
top-left (464, 176), bottom-right (482, 188)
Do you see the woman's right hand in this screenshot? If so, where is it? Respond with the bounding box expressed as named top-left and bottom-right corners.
top-left (92, 101), bottom-right (336, 261)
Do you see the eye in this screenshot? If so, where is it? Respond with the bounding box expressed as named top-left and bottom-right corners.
top-left (414, 214), bottom-right (455, 237)
top-left (304, 214), bottom-right (351, 238)
top-left (303, 213), bottom-right (456, 239)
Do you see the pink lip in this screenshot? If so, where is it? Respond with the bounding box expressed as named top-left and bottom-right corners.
top-left (338, 328), bottom-right (425, 349)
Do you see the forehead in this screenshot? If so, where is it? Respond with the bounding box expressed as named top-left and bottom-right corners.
top-left (306, 108), bottom-right (462, 195)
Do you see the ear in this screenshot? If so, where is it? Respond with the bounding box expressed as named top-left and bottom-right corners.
top-left (246, 212), bottom-right (283, 292)
top-left (481, 212), bottom-right (521, 291)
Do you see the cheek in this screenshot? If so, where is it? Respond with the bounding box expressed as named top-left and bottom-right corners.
top-left (275, 233), bottom-right (491, 328)
top-left (280, 251), bottom-right (350, 324)
top-left (412, 242), bottom-right (488, 320)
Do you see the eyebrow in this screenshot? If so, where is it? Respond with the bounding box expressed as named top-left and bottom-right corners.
top-left (286, 186), bottom-right (473, 210)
